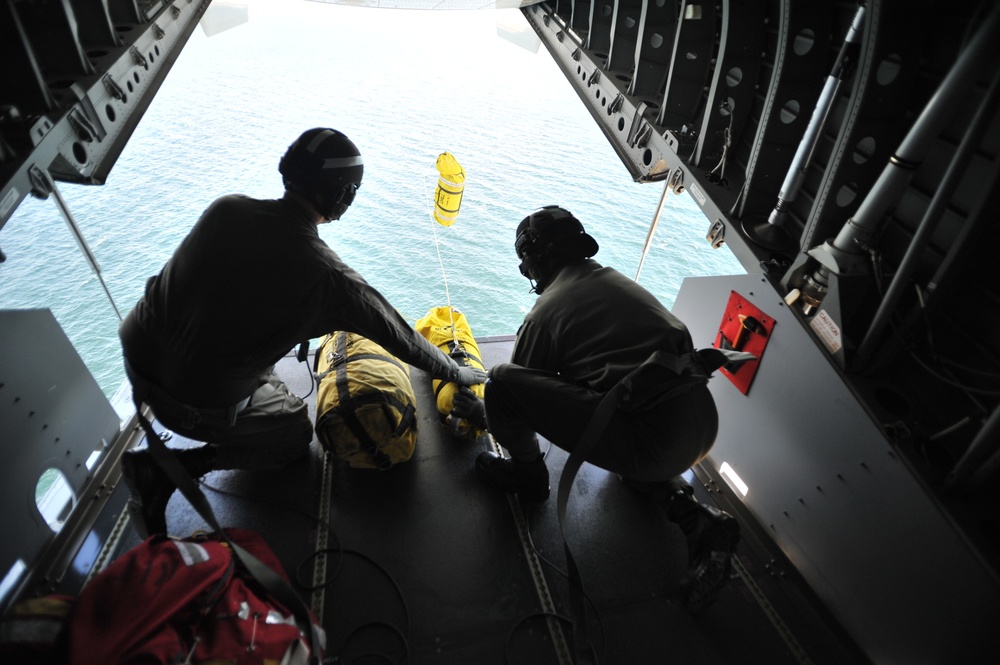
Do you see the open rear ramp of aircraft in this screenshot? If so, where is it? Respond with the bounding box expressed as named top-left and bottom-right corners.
top-left (66, 339), bottom-right (863, 664)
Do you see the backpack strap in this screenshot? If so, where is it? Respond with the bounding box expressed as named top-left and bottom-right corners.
top-left (129, 395), bottom-right (324, 663)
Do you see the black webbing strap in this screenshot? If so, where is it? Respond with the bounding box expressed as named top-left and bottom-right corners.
top-left (556, 381), bottom-right (624, 664)
top-left (432, 341), bottom-right (483, 422)
top-left (130, 397), bottom-right (324, 663)
top-left (555, 347), bottom-right (752, 663)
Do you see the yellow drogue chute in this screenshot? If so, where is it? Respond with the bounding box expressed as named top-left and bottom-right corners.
top-left (433, 152), bottom-right (465, 226)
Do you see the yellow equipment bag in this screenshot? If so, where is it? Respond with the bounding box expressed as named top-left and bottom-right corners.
top-left (314, 331), bottom-right (418, 469)
top-left (432, 152), bottom-right (465, 227)
top-left (414, 306), bottom-right (486, 441)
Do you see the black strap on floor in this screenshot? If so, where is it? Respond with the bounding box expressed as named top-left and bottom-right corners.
top-left (131, 398), bottom-right (324, 663)
top-left (556, 380), bottom-right (626, 664)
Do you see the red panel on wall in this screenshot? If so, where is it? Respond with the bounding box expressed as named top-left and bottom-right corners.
top-left (713, 291), bottom-right (776, 395)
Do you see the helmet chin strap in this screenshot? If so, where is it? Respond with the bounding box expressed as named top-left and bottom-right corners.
top-left (315, 182), bottom-right (359, 221)
top-left (321, 201), bottom-right (350, 222)
top-left (521, 257), bottom-right (556, 294)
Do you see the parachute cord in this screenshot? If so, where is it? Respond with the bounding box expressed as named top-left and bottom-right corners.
top-left (427, 185), bottom-right (460, 349)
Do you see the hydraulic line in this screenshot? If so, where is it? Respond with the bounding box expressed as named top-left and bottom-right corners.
top-left (51, 182), bottom-right (123, 322)
top-left (744, 2), bottom-right (866, 253)
top-left (634, 177), bottom-right (672, 283)
top-left (796, 2), bottom-right (1000, 321)
top-left (947, 401), bottom-right (1000, 494)
top-left (854, 65), bottom-right (1000, 367)
top-left (830, 2), bottom-right (1000, 257)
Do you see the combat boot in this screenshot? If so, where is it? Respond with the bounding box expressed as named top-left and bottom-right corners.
top-left (475, 451), bottom-right (550, 502)
top-left (666, 490), bottom-right (741, 612)
top-left (120, 445), bottom-right (217, 537)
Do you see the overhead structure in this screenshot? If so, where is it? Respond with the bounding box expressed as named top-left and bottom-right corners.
top-left (518, 2), bottom-right (1000, 663)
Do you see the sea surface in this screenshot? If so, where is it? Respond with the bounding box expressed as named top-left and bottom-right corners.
top-left (0, 1), bottom-right (744, 399)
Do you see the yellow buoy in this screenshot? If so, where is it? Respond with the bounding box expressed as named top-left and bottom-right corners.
top-left (433, 152), bottom-right (465, 226)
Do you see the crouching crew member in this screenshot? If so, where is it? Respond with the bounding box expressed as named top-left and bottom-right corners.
top-left (119, 128), bottom-right (486, 536)
top-left (450, 205), bottom-right (740, 610)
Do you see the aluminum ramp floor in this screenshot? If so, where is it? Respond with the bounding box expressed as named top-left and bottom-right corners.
top-left (107, 336), bottom-right (866, 664)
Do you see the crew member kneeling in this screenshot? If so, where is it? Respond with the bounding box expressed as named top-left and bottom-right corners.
top-left (119, 128), bottom-right (485, 536)
top-left (451, 205), bottom-right (740, 610)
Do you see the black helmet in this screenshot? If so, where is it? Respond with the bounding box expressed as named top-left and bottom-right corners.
top-left (279, 128), bottom-right (364, 221)
top-left (515, 205), bottom-right (598, 293)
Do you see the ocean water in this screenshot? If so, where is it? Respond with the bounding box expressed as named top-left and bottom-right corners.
top-left (0, 2), bottom-right (743, 399)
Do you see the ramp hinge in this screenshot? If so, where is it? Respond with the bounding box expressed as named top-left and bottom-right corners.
top-left (102, 75), bottom-right (125, 101)
top-left (68, 108), bottom-right (97, 143)
top-left (707, 219), bottom-right (726, 248)
top-left (130, 46), bottom-right (147, 67)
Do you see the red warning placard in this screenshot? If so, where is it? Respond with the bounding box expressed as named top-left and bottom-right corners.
top-left (713, 291), bottom-right (775, 395)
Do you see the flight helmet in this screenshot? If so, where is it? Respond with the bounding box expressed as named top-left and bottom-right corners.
top-left (279, 128), bottom-right (364, 221)
top-left (515, 205), bottom-right (598, 293)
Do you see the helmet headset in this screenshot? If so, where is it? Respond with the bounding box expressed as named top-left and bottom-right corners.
top-left (279, 128), bottom-right (364, 221)
top-left (515, 205), bottom-right (598, 294)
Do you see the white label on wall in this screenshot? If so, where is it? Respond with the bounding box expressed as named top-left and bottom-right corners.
top-left (688, 182), bottom-right (706, 207)
top-left (810, 309), bottom-right (843, 354)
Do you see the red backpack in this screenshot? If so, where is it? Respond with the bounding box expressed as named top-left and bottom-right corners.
top-left (7, 529), bottom-right (324, 665)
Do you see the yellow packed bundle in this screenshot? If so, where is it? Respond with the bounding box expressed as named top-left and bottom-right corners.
top-left (314, 331), bottom-right (417, 469)
top-left (414, 306), bottom-right (486, 440)
top-left (432, 152), bottom-right (465, 227)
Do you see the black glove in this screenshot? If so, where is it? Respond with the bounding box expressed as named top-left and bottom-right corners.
top-left (452, 364), bottom-right (487, 386)
top-left (451, 386), bottom-right (487, 430)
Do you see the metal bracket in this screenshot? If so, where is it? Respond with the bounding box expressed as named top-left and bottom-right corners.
top-left (27, 165), bottom-right (53, 199)
top-left (68, 109), bottom-right (97, 143)
top-left (102, 75), bottom-right (125, 101)
top-left (707, 219), bottom-right (727, 248)
top-left (626, 102), bottom-right (650, 148)
top-left (129, 46), bottom-right (147, 67)
top-left (668, 166), bottom-right (685, 194)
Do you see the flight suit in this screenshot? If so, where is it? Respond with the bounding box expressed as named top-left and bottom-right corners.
top-left (120, 193), bottom-right (460, 466)
top-left (485, 258), bottom-right (719, 483)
